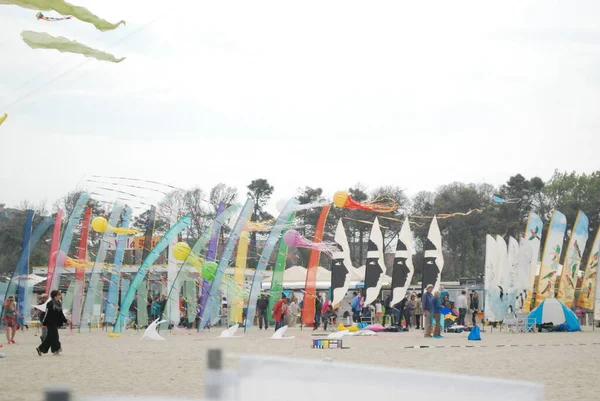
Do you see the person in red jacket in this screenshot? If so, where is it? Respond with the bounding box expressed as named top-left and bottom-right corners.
top-left (272, 293), bottom-right (288, 331)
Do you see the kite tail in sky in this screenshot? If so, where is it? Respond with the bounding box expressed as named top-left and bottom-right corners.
top-left (113, 216), bottom-right (192, 334)
top-left (200, 199), bottom-right (254, 330)
top-left (245, 198), bottom-right (300, 332)
top-left (1, 0), bottom-right (125, 31)
top-left (80, 202), bottom-right (125, 332)
top-left (0, 113), bottom-right (7, 126)
top-left (21, 31), bottom-right (125, 63)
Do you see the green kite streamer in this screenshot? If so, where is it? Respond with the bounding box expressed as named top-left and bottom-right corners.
top-left (1, 0), bottom-right (124, 31)
top-left (21, 31), bottom-right (125, 63)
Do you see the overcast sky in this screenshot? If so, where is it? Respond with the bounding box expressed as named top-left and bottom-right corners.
top-left (1, 1), bottom-right (599, 213)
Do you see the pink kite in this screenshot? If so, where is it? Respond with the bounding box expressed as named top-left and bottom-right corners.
top-left (283, 229), bottom-right (339, 256)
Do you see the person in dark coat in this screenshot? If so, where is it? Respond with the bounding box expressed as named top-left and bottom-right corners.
top-left (36, 290), bottom-right (68, 356)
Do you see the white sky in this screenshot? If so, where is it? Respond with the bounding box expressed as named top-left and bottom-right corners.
top-left (1, 0), bottom-right (599, 213)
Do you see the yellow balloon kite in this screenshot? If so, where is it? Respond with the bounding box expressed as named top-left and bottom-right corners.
top-left (173, 241), bottom-right (203, 269)
top-left (91, 216), bottom-right (138, 235)
top-left (0, 113), bottom-right (7, 126)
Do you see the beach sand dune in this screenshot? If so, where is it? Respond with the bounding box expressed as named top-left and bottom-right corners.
top-left (2, 326), bottom-right (599, 401)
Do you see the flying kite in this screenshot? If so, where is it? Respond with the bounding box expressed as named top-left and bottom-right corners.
top-left (36, 11), bottom-right (70, 20)
top-left (21, 31), bottom-right (125, 63)
top-left (333, 191), bottom-right (397, 213)
top-left (492, 196), bottom-right (520, 204)
top-left (0, 113), bottom-right (6, 126)
top-left (1, 0), bottom-right (125, 31)
top-left (283, 229), bottom-right (339, 256)
top-left (91, 217), bottom-right (138, 235)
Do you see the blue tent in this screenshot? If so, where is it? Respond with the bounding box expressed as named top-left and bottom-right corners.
top-left (527, 298), bottom-right (581, 331)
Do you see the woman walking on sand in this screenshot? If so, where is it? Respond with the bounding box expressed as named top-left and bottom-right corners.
top-left (36, 290), bottom-right (68, 356)
top-left (2, 296), bottom-right (23, 344)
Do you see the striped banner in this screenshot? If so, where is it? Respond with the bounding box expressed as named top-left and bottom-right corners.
top-left (535, 210), bottom-right (567, 307)
top-left (557, 211), bottom-right (589, 308)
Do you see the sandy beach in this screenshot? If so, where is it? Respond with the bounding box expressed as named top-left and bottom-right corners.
top-left (1, 325), bottom-right (599, 401)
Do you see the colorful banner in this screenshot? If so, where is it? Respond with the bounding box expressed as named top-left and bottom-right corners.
top-left (484, 235), bottom-right (497, 321)
top-left (51, 192), bottom-right (90, 292)
top-left (557, 211), bottom-right (589, 308)
top-left (199, 203), bottom-right (225, 320)
top-left (422, 216), bottom-right (444, 293)
top-left (8, 210), bottom-right (34, 326)
top-left (268, 213), bottom-right (296, 323)
top-left (45, 209), bottom-right (63, 295)
top-left (302, 205), bottom-right (331, 326)
top-left (81, 202), bottom-right (125, 331)
top-left (137, 280), bottom-right (149, 326)
top-left (577, 227), bottom-right (600, 310)
top-left (390, 218), bottom-right (414, 305)
top-left (245, 198), bottom-right (300, 331)
top-left (200, 199), bottom-right (254, 330)
top-left (161, 205), bottom-right (238, 332)
top-left (506, 236), bottom-right (519, 313)
top-left (106, 235), bottom-right (162, 250)
top-left (331, 220), bottom-right (354, 308)
top-left (495, 235), bottom-right (509, 319)
top-left (113, 216), bottom-right (191, 333)
top-left (105, 206), bottom-right (131, 324)
top-left (166, 207), bottom-right (180, 326)
top-left (230, 231), bottom-right (249, 325)
top-left (535, 210), bottom-right (567, 307)
top-left (364, 217), bottom-right (386, 305)
top-left (522, 212), bottom-right (543, 312)
top-left (71, 206), bottom-right (92, 326)
top-left (516, 237), bottom-right (532, 312)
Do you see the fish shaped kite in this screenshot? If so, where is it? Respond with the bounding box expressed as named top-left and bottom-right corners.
top-left (36, 11), bottom-right (71, 20)
top-left (333, 191), bottom-right (397, 213)
top-left (91, 216), bottom-right (138, 235)
top-left (283, 229), bottom-right (339, 256)
top-left (21, 31), bottom-right (126, 63)
top-left (1, 0), bottom-right (125, 31)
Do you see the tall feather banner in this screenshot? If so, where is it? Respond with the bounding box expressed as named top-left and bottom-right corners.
top-left (302, 205), bottom-right (331, 326)
top-left (535, 210), bottom-right (567, 307)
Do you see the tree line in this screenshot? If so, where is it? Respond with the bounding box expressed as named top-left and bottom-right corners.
top-left (1, 170), bottom-right (599, 283)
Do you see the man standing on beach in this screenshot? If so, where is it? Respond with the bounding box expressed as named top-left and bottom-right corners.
top-left (470, 291), bottom-right (480, 327)
top-left (351, 291), bottom-right (361, 323)
top-left (456, 290), bottom-right (468, 326)
top-left (422, 284), bottom-right (434, 337)
top-left (257, 294), bottom-right (269, 330)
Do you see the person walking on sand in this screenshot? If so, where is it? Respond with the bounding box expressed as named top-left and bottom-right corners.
top-left (470, 291), bottom-right (480, 327)
top-left (422, 284), bottom-right (434, 337)
top-left (257, 294), bottom-right (269, 330)
top-left (415, 293), bottom-right (423, 329)
top-left (287, 297), bottom-right (300, 327)
top-left (2, 296), bottom-right (23, 344)
top-left (433, 291), bottom-right (443, 338)
top-left (36, 290), bottom-right (69, 356)
top-left (456, 290), bottom-right (468, 326)
top-left (272, 293), bottom-right (288, 331)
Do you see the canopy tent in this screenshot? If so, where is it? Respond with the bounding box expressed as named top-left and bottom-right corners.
top-left (527, 298), bottom-right (580, 331)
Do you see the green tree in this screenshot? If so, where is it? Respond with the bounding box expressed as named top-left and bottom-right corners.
top-left (247, 179), bottom-right (275, 268)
